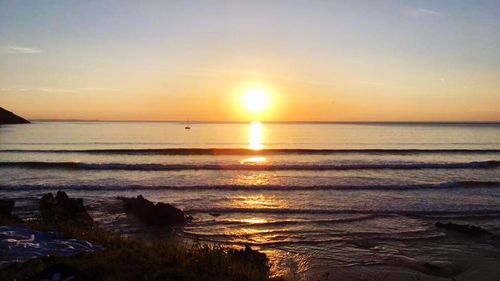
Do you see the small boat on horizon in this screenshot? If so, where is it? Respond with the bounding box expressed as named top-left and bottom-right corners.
top-left (185, 126), bottom-right (191, 129)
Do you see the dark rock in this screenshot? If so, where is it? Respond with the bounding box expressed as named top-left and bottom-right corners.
top-left (39, 191), bottom-right (93, 226)
top-left (228, 245), bottom-right (270, 273)
top-left (421, 260), bottom-right (463, 278)
top-left (0, 199), bottom-right (22, 224)
top-left (435, 221), bottom-right (491, 237)
top-left (0, 199), bottom-right (14, 216)
top-left (423, 262), bottom-right (443, 272)
top-left (0, 107), bottom-right (30, 124)
top-left (119, 195), bottom-right (187, 225)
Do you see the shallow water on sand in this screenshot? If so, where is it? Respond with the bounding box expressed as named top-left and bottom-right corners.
top-left (1, 121), bottom-right (500, 280)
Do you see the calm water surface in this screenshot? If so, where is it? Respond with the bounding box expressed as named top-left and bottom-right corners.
top-left (1, 121), bottom-right (500, 280)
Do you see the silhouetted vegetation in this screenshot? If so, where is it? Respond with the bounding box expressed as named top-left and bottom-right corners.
top-left (0, 220), bottom-right (282, 281)
top-left (1, 193), bottom-right (280, 281)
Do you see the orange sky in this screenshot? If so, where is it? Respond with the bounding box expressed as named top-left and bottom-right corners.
top-left (1, 1), bottom-right (499, 122)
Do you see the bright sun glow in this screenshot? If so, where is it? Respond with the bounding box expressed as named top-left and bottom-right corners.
top-left (242, 88), bottom-right (271, 114)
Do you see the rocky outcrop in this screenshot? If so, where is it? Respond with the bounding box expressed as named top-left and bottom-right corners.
top-left (0, 199), bottom-right (14, 217)
top-left (0, 107), bottom-right (30, 124)
top-left (435, 221), bottom-right (490, 237)
top-left (39, 191), bottom-right (93, 226)
top-left (228, 245), bottom-right (270, 273)
top-left (119, 195), bottom-right (187, 226)
top-left (0, 199), bottom-right (22, 224)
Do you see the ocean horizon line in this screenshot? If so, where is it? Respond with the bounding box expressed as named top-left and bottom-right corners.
top-left (28, 119), bottom-right (500, 125)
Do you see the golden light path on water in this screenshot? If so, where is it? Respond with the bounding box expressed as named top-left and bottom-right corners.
top-left (249, 121), bottom-right (264, 151)
top-left (238, 121), bottom-right (269, 183)
top-left (240, 121), bottom-right (267, 164)
top-left (233, 122), bottom-right (304, 277)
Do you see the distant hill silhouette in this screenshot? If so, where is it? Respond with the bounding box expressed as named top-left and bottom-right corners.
top-left (0, 107), bottom-right (30, 124)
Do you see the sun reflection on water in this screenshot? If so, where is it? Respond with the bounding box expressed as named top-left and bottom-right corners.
top-left (235, 195), bottom-right (288, 209)
top-left (240, 217), bottom-right (269, 224)
top-left (249, 121), bottom-right (264, 150)
top-left (233, 173), bottom-right (272, 186)
top-left (240, 156), bottom-right (267, 164)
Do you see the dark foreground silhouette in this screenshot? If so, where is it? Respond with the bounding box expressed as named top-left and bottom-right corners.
top-left (1, 193), bottom-right (497, 281)
top-left (0, 193), bottom-right (277, 281)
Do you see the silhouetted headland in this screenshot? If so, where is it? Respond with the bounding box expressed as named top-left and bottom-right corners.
top-left (0, 107), bottom-right (30, 124)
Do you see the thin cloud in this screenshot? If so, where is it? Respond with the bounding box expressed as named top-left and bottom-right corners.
top-left (78, 87), bottom-right (120, 92)
top-left (1, 87), bottom-right (120, 93)
top-left (39, 88), bottom-right (79, 93)
top-left (0, 46), bottom-right (42, 54)
top-left (406, 8), bottom-right (442, 18)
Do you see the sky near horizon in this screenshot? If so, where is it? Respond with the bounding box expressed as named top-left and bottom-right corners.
top-left (1, 0), bottom-right (499, 122)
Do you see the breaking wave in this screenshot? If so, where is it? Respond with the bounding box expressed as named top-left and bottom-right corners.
top-left (1, 160), bottom-right (498, 171)
top-left (1, 181), bottom-right (498, 192)
top-left (1, 148), bottom-right (500, 155)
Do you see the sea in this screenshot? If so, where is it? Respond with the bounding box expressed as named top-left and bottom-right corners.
top-left (1, 121), bottom-right (500, 280)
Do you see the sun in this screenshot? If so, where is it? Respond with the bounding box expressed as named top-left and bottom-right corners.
top-left (242, 88), bottom-right (271, 114)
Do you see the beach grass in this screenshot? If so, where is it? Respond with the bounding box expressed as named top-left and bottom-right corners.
top-left (0, 221), bottom-right (284, 281)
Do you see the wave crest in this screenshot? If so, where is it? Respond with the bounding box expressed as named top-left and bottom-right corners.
top-left (1, 160), bottom-right (498, 171)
